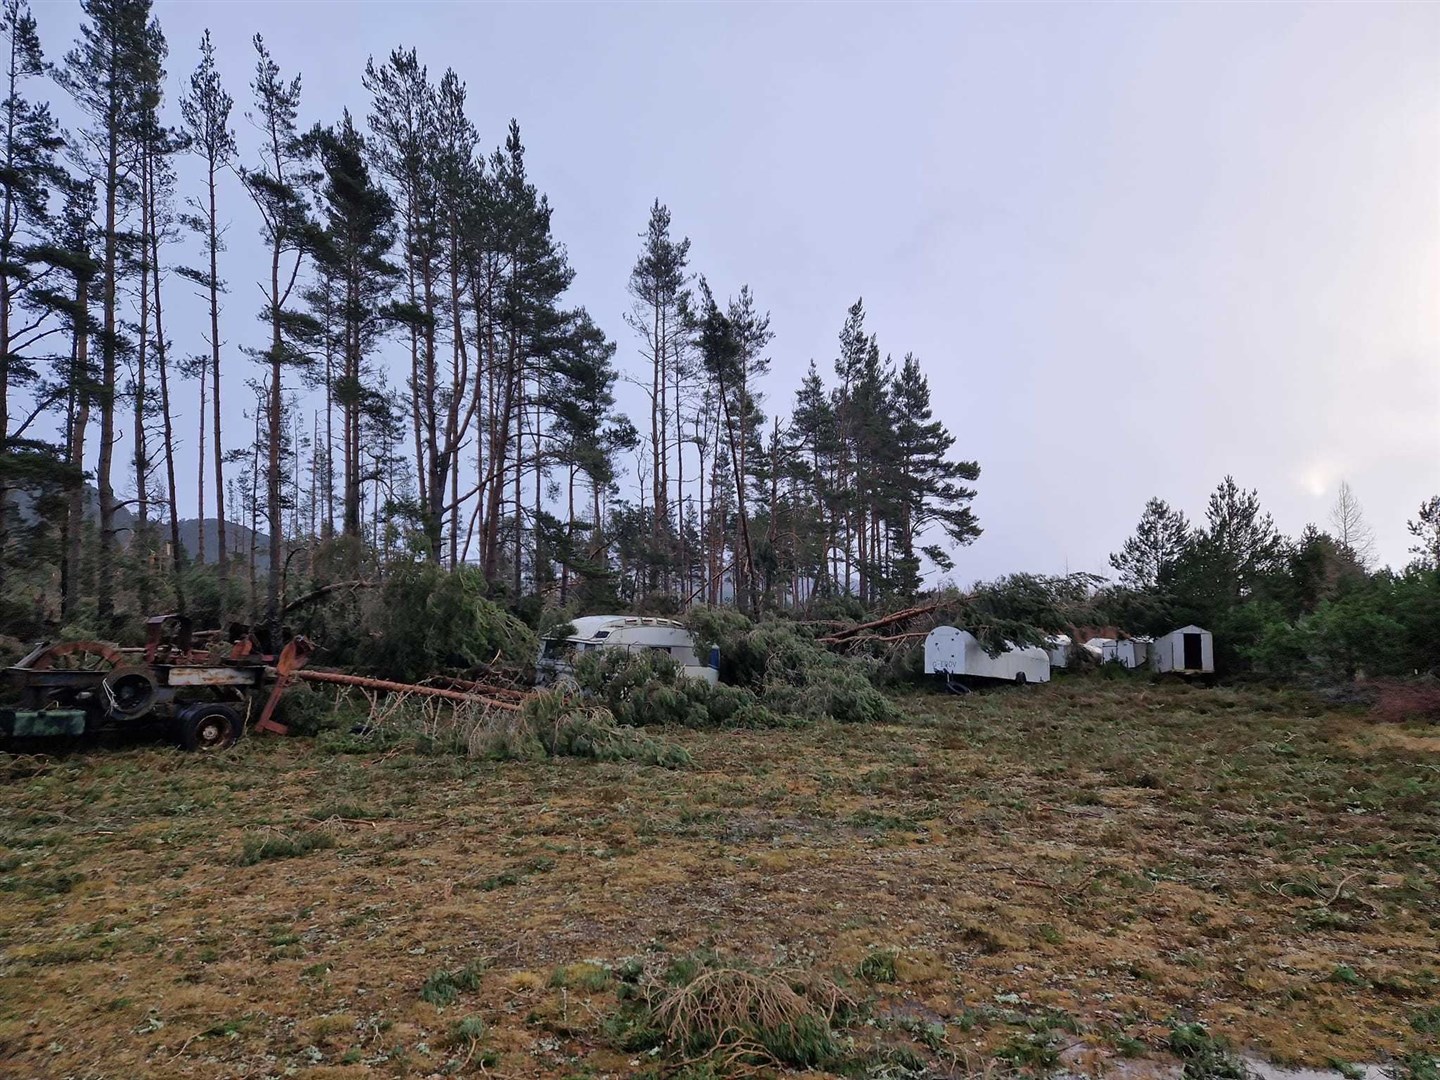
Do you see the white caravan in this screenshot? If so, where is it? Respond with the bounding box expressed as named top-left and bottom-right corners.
top-left (923, 626), bottom-right (1051, 686)
top-left (1151, 625), bottom-right (1215, 675)
top-left (536, 615), bottom-right (719, 685)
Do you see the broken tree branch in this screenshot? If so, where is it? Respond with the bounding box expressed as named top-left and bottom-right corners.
top-left (818, 603), bottom-right (940, 644)
top-left (296, 669), bottom-right (522, 712)
top-left (830, 630), bottom-right (932, 648)
top-left (282, 580), bottom-right (376, 614)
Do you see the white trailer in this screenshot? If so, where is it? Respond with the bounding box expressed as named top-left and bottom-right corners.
top-left (924, 626), bottom-right (1051, 685)
top-left (537, 616), bottom-right (719, 685)
top-left (1150, 625), bottom-right (1214, 675)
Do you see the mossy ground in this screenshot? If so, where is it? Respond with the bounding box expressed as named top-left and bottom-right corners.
top-left (0, 680), bottom-right (1435, 1078)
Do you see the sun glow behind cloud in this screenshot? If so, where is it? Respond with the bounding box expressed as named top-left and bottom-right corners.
top-left (1299, 463), bottom-right (1337, 500)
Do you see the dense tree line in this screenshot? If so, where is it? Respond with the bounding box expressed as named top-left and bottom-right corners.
top-left (0, 0), bottom-right (981, 640)
top-left (1104, 478), bottom-right (1440, 679)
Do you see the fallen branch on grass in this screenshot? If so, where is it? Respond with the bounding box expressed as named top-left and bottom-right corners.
top-left (296, 668), bottom-right (522, 711)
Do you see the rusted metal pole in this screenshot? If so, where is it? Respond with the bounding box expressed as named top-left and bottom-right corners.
top-left (297, 669), bottom-right (522, 711)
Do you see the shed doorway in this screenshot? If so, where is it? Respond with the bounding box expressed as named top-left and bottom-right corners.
top-left (1183, 632), bottom-right (1203, 670)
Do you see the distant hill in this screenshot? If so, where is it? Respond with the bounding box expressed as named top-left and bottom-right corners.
top-left (176, 518), bottom-right (270, 570)
top-left (11, 486), bottom-right (269, 569)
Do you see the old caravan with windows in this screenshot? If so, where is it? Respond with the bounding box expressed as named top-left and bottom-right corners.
top-left (536, 616), bottom-right (719, 685)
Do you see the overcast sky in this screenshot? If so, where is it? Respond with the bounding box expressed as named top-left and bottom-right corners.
top-left (32, 0), bottom-right (1440, 581)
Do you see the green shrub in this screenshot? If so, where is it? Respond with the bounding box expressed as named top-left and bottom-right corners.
top-left (613, 952), bottom-right (854, 1071)
top-left (236, 830), bottom-right (337, 866)
top-left (352, 563), bottom-right (537, 682)
top-left (273, 682), bottom-right (349, 737)
top-left (1166, 1020), bottom-right (1247, 1080)
top-left (421, 960), bottom-right (486, 1006)
top-left (685, 610), bottom-right (901, 725)
top-left (573, 649), bottom-right (708, 727)
top-left (472, 688), bottom-right (692, 768)
top-left (855, 948), bottom-right (898, 984)
top-left (571, 647), bottom-right (813, 730)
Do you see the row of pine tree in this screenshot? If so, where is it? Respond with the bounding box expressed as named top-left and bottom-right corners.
top-left (0, 0), bottom-right (981, 638)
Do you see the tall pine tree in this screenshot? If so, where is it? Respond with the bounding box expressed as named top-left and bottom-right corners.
top-left (59, 0), bottom-right (159, 623)
top-left (241, 34), bottom-right (315, 639)
top-left (178, 29), bottom-right (236, 576)
top-left (307, 111), bottom-right (400, 541)
top-left (0, 0), bottom-right (68, 567)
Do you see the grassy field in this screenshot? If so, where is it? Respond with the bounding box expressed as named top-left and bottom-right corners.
top-left (1, 679), bottom-right (1437, 1079)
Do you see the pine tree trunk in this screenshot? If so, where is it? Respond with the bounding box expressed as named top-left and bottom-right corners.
top-left (196, 355), bottom-right (206, 566)
top-left (511, 356), bottom-right (523, 596)
top-left (150, 182), bottom-right (184, 605)
top-left (674, 352), bottom-right (686, 604)
top-left (62, 279), bottom-right (90, 623)
top-left (96, 121), bottom-right (120, 625)
top-left (447, 231), bottom-right (464, 568)
top-left (207, 164), bottom-right (228, 579)
top-left (134, 153), bottom-right (152, 616)
top-left (0, 42), bottom-right (14, 565)
top-left (248, 404), bottom-right (260, 617)
top-left (265, 234), bottom-right (284, 642)
top-left (421, 259), bottom-right (441, 561)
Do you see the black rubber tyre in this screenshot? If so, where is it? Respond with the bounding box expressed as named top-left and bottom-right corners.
top-left (176, 703), bottom-right (241, 751)
top-left (1014, 672), bottom-right (1027, 686)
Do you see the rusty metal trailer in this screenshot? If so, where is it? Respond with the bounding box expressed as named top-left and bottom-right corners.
top-left (3, 614), bottom-right (531, 751)
top-left (0, 615), bottom-right (283, 751)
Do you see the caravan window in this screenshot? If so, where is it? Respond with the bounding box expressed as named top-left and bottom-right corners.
top-left (647, 646), bottom-right (672, 655)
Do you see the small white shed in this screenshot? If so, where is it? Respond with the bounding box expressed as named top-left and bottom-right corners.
top-left (924, 626), bottom-right (1051, 685)
top-left (1117, 639), bottom-right (1151, 670)
top-left (1151, 625), bottom-right (1214, 675)
top-left (1084, 636), bottom-right (1119, 664)
top-left (1045, 634), bottom-right (1072, 669)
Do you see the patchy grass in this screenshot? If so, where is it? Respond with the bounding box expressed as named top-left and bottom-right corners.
top-left (234, 829), bottom-right (337, 866)
top-left (419, 960), bottom-right (486, 1006)
top-left (0, 679), bottom-right (1435, 1077)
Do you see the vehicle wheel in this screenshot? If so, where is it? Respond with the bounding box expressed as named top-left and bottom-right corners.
top-left (104, 667), bottom-right (159, 721)
top-left (1014, 672), bottom-right (1027, 686)
top-left (176, 703), bottom-right (241, 751)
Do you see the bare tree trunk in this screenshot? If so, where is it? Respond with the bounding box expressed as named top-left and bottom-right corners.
top-left (206, 163), bottom-right (227, 578)
top-left (265, 230), bottom-right (284, 641)
top-left (150, 181), bottom-right (184, 606)
top-left (196, 352), bottom-right (205, 566)
top-left (96, 127), bottom-right (120, 624)
top-left (248, 400), bottom-right (261, 618)
top-left (61, 278), bottom-right (91, 623)
top-left (134, 150), bottom-right (153, 616)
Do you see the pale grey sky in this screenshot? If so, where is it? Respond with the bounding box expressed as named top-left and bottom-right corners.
top-left (32, 0), bottom-right (1440, 579)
